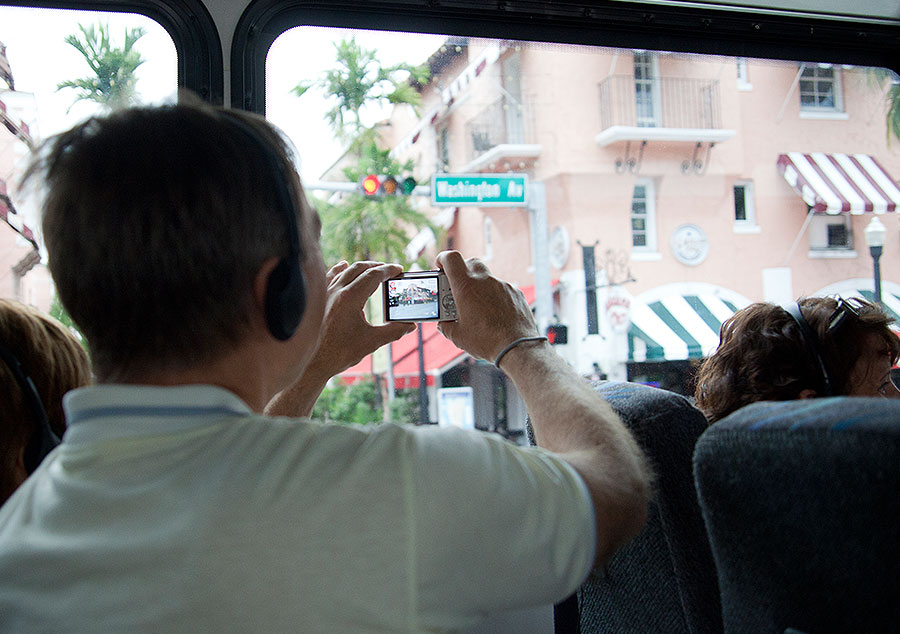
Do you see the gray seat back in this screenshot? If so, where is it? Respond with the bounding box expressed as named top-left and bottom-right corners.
top-left (530, 381), bottom-right (721, 634)
top-left (693, 398), bottom-right (900, 634)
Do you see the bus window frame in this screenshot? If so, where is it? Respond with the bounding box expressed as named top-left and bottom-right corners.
top-left (0, 0), bottom-right (224, 104)
top-left (231, 0), bottom-right (900, 115)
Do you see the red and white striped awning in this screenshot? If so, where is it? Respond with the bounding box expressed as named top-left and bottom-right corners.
top-left (777, 152), bottom-right (900, 214)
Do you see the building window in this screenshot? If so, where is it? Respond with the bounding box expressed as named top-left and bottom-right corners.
top-left (826, 222), bottom-right (849, 248)
top-left (808, 214), bottom-right (854, 253)
top-left (633, 52), bottom-right (659, 127)
top-left (733, 181), bottom-right (756, 226)
top-left (631, 180), bottom-right (656, 251)
top-left (736, 57), bottom-right (752, 90)
top-left (799, 64), bottom-right (843, 112)
top-left (437, 126), bottom-right (450, 171)
top-left (483, 216), bottom-right (493, 260)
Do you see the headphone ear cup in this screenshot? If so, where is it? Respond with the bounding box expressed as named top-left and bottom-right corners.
top-left (265, 258), bottom-right (306, 341)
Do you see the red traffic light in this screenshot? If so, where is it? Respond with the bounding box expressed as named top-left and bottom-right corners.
top-left (360, 174), bottom-right (381, 196)
top-left (546, 324), bottom-right (568, 345)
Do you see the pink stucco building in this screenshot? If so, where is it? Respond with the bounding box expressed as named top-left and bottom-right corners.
top-left (1, 40), bottom-right (52, 311)
top-left (381, 38), bottom-right (900, 396)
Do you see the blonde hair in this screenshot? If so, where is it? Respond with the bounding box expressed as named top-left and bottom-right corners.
top-left (0, 299), bottom-right (90, 501)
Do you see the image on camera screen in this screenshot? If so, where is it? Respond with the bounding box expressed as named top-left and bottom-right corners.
top-left (386, 277), bottom-right (440, 321)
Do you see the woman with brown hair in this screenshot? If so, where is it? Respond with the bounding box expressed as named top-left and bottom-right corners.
top-left (694, 296), bottom-right (900, 424)
top-left (0, 299), bottom-right (90, 503)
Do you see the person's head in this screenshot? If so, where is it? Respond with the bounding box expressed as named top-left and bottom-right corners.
top-left (28, 102), bottom-right (325, 383)
top-left (0, 299), bottom-right (90, 502)
top-left (694, 296), bottom-right (900, 423)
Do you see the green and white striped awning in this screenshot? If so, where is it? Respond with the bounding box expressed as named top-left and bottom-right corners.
top-left (628, 291), bottom-right (745, 362)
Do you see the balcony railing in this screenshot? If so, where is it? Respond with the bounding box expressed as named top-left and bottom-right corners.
top-left (598, 75), bottom-right (723, 132)
top-left (465, 95), bottom-right (534, 161)
top-left (0, 44), bottom-right (13, 90)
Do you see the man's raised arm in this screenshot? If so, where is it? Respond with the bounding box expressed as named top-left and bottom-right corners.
top-left (435, 250), bottom-right (651, 566)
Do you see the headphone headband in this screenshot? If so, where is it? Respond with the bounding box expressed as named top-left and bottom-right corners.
top-left (784, 302), bottom-right (833, 397)
top-left (0, 341), bottom-right (60, 474)
top-left (218, 111), bottom-right (306, 340)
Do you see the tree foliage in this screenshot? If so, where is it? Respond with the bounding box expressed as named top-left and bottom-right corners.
top-left (869, 68), bottom-right (900, 145)
top-left (294, 36), bottom-right (436, 268)
top-left (57, 23), bottom-right (146, 112)
top-left (292, 37), bottom-right (430, 142)
top-left (316, 142), bottom-right (438, 267)
top-left (311, 381), bottom-right (419, 425)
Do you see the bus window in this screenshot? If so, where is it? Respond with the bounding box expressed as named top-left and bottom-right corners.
top-left (265, 26), bottom-right (900, 426)
top-left (0, 6), bottom-right (177, 310)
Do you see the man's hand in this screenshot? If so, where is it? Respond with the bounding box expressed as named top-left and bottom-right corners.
top-left (436, 250), bottom-right (649, 567)
top-left (314, 260), bottom-right (416, 376)
top-left (266, 260), bottom-right (414, 417)
top-left (435, 250), bottom-right (539, 362)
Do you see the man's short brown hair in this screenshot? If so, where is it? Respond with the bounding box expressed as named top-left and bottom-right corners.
top-left (694, 297), bottom-right (899, 423)
top-left (0, 299), bottom-right (90, 501)
top-left (28, 103), bottom-right (306, 381)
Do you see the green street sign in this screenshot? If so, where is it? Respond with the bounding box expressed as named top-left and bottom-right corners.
top-left (431, 173), bottom-right (528, 207)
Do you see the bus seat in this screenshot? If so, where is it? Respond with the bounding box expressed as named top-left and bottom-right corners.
top-left (693, 398), bottom-right (900, 634)
top-left (529, 380), bottom-right (722, 634)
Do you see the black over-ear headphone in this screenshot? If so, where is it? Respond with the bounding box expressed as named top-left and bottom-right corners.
top-left (219, 111), bottom-right (306, 340)
top-left (0, 342), bottom-right (60, 474)
top-left (784, 302), bottom-right (834, 397)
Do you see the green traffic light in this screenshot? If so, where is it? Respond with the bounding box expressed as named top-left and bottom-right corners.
top-left (400, 177), bottom-right (417, 195)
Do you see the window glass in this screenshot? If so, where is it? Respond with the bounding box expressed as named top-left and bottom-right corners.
top-left (630, 182), bottom-right (655, 250)
top-left (1, 6), bottom-right (177, 312)
top-left (733, 181), bottom-right (755, 227)
top-left (799, 64), bottom-right (842, 111)
top-left (264, 25), bottom-right (900, 400)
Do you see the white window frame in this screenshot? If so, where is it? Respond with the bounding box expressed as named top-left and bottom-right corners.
top-left (633, 51), bottom-right (661, 128)
top-left (799, 63), bottom-right (844, 114)
top-left (733, 180), bottom-right (760, 233)
top-left (630, 178), bottom-right (658, 256)
top-left (736, 57), bottom-right (752, 91)
top-left (807, 214), bottom-right (857, 257)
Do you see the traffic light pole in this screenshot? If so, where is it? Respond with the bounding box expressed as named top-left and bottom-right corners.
top-left (528, 182), bottom-right (552, 335)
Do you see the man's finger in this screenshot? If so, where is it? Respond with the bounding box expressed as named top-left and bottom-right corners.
top-left (435, 250), bottom-right (468, 279)
top-left (326, 260), bottom-right (349, 286)
top-left (342, 263), bottom-right (403, 298)
top-left (332, 261), bottom-right (383, 287)
top-left (371, 322), bottom-right (417, 347)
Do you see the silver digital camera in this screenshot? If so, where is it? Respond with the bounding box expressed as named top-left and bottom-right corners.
top-left (382, 271), bottom-right (458, 322)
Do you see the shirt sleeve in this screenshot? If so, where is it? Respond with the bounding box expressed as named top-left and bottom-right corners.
top-left (404, 425), bottom-right (596, 627)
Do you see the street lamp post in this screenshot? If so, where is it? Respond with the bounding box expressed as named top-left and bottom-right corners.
top-left (864, 216), bottom-right (887, 304)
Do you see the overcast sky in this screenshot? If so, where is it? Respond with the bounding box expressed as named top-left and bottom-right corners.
top-left (0, 8), bottom-right (445, 183)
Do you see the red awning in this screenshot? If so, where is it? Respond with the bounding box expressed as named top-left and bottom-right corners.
top-left (341, 322), bottom-right (467, 389)
top-left (777, 152), bottom-right (900, 214)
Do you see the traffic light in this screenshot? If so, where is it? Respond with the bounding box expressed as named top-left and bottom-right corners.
top-left (357, 174), bottom-right (418, 197)
top-left (360, 174), bottom-right (381, 196)
top-left (546, 324), bottom-right (568, 345)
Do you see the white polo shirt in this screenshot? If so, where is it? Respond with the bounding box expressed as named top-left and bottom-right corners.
top-left (0, 384), bottom-right (595, 634)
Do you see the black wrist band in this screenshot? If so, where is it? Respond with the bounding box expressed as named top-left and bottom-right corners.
top-left (494, 336), bottom-right (549, 368)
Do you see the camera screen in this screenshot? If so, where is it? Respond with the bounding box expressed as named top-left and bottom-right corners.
top-left (386, 276), bottom-right (440, 321)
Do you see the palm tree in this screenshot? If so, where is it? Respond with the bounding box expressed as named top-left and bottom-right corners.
top-left (869, 68), bottom-right (900, 145)
top-left (293, 37), bottom-right (434, 420)
top-left (292, 37), bottom-right (429, 145)
top-left (57, 23), bottom-right (146, 112)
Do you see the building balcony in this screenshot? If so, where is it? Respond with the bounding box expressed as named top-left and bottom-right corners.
top-left (595, 75), bottom-right (735, 147)
top-left (0, 98), bottom-right (33, 148)
top-left (462, 95), bottom-right (540, 173)
top-left (0, 43), bottom-right (13, 90)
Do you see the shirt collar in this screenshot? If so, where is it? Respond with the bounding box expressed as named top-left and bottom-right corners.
top-left (62, 384), bottom-right (254, 444)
